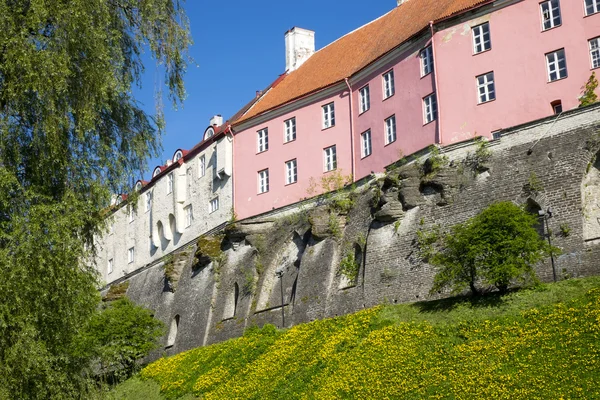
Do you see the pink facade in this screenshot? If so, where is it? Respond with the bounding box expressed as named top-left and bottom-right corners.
top-left (435, 0), bottom-right (600, 143)
top-left (233, 91), bottom-right (352, 219)
top-left (232, 0), bottom-right (600, 219)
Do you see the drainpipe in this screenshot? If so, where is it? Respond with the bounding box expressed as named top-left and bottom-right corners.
top-left (344, 78), bottom-right (356, 182)
top-left (228, 124), bottom-right (236, 218)
top-left (429, 21), bottom-right (443, 145)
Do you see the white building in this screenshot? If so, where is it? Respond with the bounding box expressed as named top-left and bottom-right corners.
top-left (95, 117), bottom-right (233, 285)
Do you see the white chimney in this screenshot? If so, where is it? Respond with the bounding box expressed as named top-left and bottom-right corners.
top-left (210, 115), bottom-right (223, 127)
top-left (285, 27), bottom-right (315, 72)
top-left (397, 0), bottom-right (408, 5)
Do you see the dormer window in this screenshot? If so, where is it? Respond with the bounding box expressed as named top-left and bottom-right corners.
top-left (173, 150), bottom-right (183, 162)
top-left (152, 167), bottom-right (162, 178)
top-left (134, 181), bottom-right (143, 192)
top-left (204, 127), bottom-right (215, 141)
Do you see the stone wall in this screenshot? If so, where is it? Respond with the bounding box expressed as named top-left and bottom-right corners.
top-left (102, 104), bottom-right (600, 359)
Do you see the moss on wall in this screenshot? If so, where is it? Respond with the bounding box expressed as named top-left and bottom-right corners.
top-left (103, 281), bottom-right (130, 302)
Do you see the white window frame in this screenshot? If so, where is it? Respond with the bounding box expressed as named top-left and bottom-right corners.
top-left (199, 155), bottom-right (206, 177)
top-left (476, 72), bottom-right (496, 104)
top-left (423, 93), bottom-right (438, 124)
top-left (209, 197), bottom-right (219, 213)
top-left (361, 129), bottom-right (372, 158)
top-left (145, 192), bottom-right (152, 213)
top-left (552, 102), bottom-right (563, 114)
top-left (108, 258), bottom-right (114, 274)
top-left (324, 145), bottom-right (337, 172)
top-left (284, 117), bottom-right (296, 143)
top-left (128, 247), bottom-right (135, 264)
top-left (167, 173), bottom-right (174, 194)
top-left (382, 70), bottom-right (395, 99)
top-left (258, 169), bottom-right (269, 194)
top-left (586, 0), bottom-right (600, 15)
top-left (257, 128), bottom-right (269, 153)
top-left (590, 37), bottom-right (600, 69)
top-left (546, 49), bottom-right (567, 82)
top-left (359, 85), bottom-right (370, 114)
top-left (385, 115), bottom-right (397, 145)
top-left (472, 23), bottom-right (491, 54)
top-left (128, 206), bottom-right (135, 223)
top-left (184, 205), bottom-right (193, 227)
top-left (420, 46), bottom-right (433, 76)
top-left (540, 0), bottom-right (561, 31)
top-left (322, 102), bottom-right (335, 129)
top-left (285, 159), bottom-right (298, 185)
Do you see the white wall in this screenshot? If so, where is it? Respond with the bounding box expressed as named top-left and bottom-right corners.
top-left (95, 135), bottom-right (233, 285)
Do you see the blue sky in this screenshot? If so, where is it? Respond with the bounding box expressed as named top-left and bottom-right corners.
top-left (136, 0), bottom-right (395, 181)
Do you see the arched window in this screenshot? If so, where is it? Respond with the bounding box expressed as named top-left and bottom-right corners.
top-left (204, 127), bottom-right (215, 141)
top-left (135, 181), bottom-right (143, 191)
top-left (173, 150), bottom-right (183, 162)
top-left (152, 167), bottom-right (162, 178)
top-left (166, 315), bottom-right (180, 348)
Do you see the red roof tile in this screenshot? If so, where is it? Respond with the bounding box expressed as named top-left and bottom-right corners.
top-left (235, 0), bottom-right (490, 124)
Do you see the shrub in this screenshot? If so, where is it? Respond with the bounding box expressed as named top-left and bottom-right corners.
top-left (580, 72), bottom-right (599, 107)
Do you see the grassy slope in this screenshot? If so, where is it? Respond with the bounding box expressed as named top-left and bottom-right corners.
top-left (112, 277), bottom-right (600, 399)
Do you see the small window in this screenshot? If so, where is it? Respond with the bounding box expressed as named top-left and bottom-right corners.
top-left (199, 155), bottom-right (206, 177)
top-left (423, 93), bottom-right (438, 124)
top-left (540, 0), bottom-right (561, 31)
top-left (128, 206), bottom-right (135, 223)
top-left (284, 117), bottom-right (296, 143)
top-left (145, 192), bottom-right (152, 213)
top-left (322, 102), bottom-right (335, 129)
top-left (546, 49), bottom-right (567, 82)
top-left (167, 173), bottom-right (174, 194)
top-left (152, 167), bottom-right (162, 178)
top-left (361, 129), bottom-right (372, 158)
top-left (472, 23), bottom-right (491, 54)
top-left (324, 145), bottom-right (337, 172)
top-left (258, 169), bottom-right (269, 194)
top-left (128, 247), bottom-right (135, 264)
top-left (257, 128), bottom-right (269, 153)
top-left (551, 100), bottom-right (563, 114)
top-left (135, 181), bottom-right (143, 192)
top-left (204, 127), bottom-right (215, 140)
top-left (385, 115), bottom-right (397, 145)
top-left (586, 0), bottom-right (600, 15)
top-left (209, 197), bottom-right (219, 213)
top-left (420, 46), bottom-right (434, 76)
top-left (108, 258), bottom-right (114, 274)
top-left (590, 37), bottom-right (600, 69)
top-left (359, 85), bottom-right (370, 113)
top-left (285, 159), bottom-right (297, 185)
top-left (173, 150), bottom-right (183, 162)
top-left (382, 70), bottom-right (395, 99)
top-left (492, 130), bottom-right (502, 140)
top-left (184, 205), bottom-right (193, 227)
top-left (476, 72), bottom-right (496, 103)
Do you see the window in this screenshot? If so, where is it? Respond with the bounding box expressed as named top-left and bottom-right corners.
top-left (385, 115), bottom-right (397, 145)
top-left (108, 258), bottom-right (114, 274)
top-left (423, 93), bottom-right (438, 124)
top-left (551, 100), bottom-right (563, 114)
top-left (209, 197), bottom-right (219, 213)
top-left (185, 205), bottom-right (193, 227)
top-left (476, 72), bottom-right (496, 103)
top-left (173, 150), bottom-right (183, 162)
top-left (322, 102), bottom-right (335, 129)
top-left (472, 23), bottom-right (491, 54)
top-left (546, 49), bottom-right (567, 81)
top-left (324, 145), bottom-right (337, 172)
top-left (167, 173), bottom-right (174, 194)
top-left (540, 0), bottom-right (561, 31)
top-left (257, 128), bottom-right (269, 152)
top-left (590, 37), bottom-right (600, 69)
top-left (285, 159), bottom-right (297, 185)
top-left (258, 169), bottom-right (269, 194)
top-left (145, 192), bottom-right (152, 213)
top-left (284, 117), bottom-right (296, 143)
top-left (586, 0), bottom-right (600, 15)
top-left (382, 70), bottom-right (395, 99)
top-left (420, 46), bottom-right (433, 76)
top-left (199, 155), bottom-right (206, 177)
top-left (361, 129), bottom-right (372, 158)
top-left (128, 206), bottom-right (135, 223)
top-left (359, 85), bottom-right (370, 113)
top-left (128, 247), bottom-right (135, 264)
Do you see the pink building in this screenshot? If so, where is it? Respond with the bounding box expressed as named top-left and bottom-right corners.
top-left (232, 0), bottom-right (600, 219)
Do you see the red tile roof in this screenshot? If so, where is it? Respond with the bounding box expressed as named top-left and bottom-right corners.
top-left (235, 0), bottom-right (491, 124)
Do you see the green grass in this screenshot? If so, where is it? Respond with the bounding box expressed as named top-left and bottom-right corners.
top-left (112, 277), bottom-right (600, 399)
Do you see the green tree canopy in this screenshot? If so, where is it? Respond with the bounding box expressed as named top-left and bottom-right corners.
top-left (0, 1), bottom-right (190, 398)
top-left (425, 201), bottom-right (554, 296)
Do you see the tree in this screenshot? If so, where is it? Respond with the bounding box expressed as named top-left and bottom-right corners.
top-left (0, 1), bottom-right (190, 398)
top-left (580, 72), bottom-right (599, 107)
top-left (77, 298), bottom-right (165, 384)
top-left (426, 202), bottom-right (553, 295)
